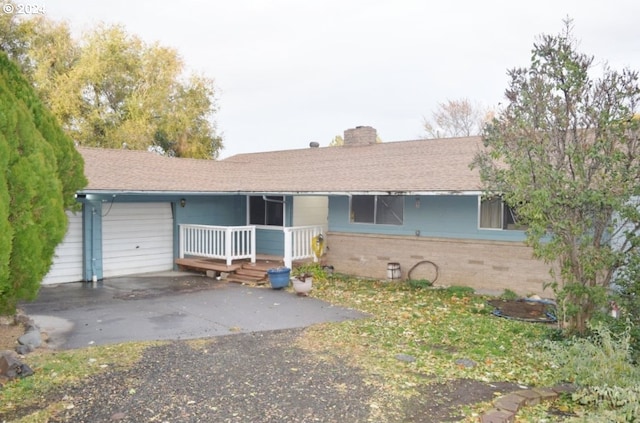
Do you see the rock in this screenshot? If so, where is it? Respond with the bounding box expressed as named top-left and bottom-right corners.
top-left (18, 362), bottom-right (34, 378)
top-left (15, 344), bottom-right (34, 355)
top-left (455, 358), bottom-right (477, 368)
top-left (0, 350), bottom-right (17, 359)
top-left (1, 351), bottom-right (19, 377)
top-left (25, 323), bottom-right (40, 333)
top-left (18, 327), bottom-right (42, 349)
top-left (15, 312), bottom-right (33, 326)
top-left (0, 350), bottom-right (34, 380)
top-left (395, 353), bottom-right (417, 363)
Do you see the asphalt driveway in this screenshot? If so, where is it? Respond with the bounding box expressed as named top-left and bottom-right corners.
top-left (20, 272), bottom-right (367, 350)
top-left (12, 272), bottom-right (527, 422)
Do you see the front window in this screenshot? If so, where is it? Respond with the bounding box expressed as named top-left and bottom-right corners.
top-left (249, 196), bottom-right (284, 226)
top-left (479, 196), bottom-right (525, 230)
top-left (351, 195), bottom-right (403, 225)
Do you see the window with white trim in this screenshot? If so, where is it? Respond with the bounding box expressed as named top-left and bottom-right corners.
top-left (479, 197), bottom-right (525, 230)
top-left (249, 196), bottom-right (284, 226)
top-left (350, 195), bottom-right (403, 225)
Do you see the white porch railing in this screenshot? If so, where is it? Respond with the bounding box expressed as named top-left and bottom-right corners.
top-left (179, 224), bottom-right (256, 266)
top-left (283, 225), bottom-right (324, 269)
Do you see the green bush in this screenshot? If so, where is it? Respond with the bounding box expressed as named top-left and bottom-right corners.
top-left (569, 385), bottom-right (640, 422)
top-left (500, 289), bottom-right (520, 300)
top-left (0, 53), bottom-right (86, 315)
top-left (609, 252), bottom-right (640, 364)
top-left (545, 323), bottom-right (639, 388)
top-left (292, 262), bottom-right (327, 280)
top-left (542, 323), bottom-right (640, 421)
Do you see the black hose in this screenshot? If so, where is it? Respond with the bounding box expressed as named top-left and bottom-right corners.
top-left (407, 260), bottom-right (439, 284)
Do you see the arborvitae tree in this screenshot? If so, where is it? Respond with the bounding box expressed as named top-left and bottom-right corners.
top-left (0, 52), bottom-right (86, 315)
top-left (0, 118), bottom-right (10, 301)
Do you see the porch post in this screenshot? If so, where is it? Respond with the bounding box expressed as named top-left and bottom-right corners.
top-left (283, 227), bottom-right (292, 269)
top-left (178, 225), bottom-right (185, 259)
top-left (225, 226), bottom-right (232, 266)
top-left (250, 226), bottom-right (256, 264)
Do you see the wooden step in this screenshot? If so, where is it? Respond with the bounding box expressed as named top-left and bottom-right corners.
top-left (243, 261), bottom-right (284, 272)
top-left (175, 257), bottom-right (289, 287)
top-left (235, 267), bottom-right (268, 279)
top-left (175, 258), bottom-right (241, 273)
top-left (226, 273), bottom-right (268, 286)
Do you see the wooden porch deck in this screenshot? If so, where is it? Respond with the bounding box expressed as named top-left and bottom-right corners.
top-left (175, 255), bottom-right (287, 285)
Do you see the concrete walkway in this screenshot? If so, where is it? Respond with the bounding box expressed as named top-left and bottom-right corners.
top-left (20, 272), bottom-right (367, 350)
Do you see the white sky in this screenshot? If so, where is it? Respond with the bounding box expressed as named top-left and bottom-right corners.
top-left (38, 0), bottom-right (640, 158)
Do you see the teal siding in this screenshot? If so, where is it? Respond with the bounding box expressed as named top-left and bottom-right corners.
top-left (78, 192), bottom-right (525, 281)
top-left (256, 228), bottom-right (285, 256)
top-left (174, 195), bottom-right (292, 256)
top-left (328, 195), bottom-right (526, 242)
top-left (173, 195), bottom-right (246, 263)
top-left (251, 196), bottom-right (292, 256)
top-left (172, 195), bottom-right (294, 259)
top-left (175, 196), bottom-right (245, 226)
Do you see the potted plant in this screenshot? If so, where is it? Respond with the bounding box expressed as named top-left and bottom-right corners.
top-left (266, 267), bottom-right (291, 289)
top-left (291, 270), bottom-right (313, 296)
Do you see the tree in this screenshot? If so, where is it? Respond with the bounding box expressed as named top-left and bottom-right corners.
top-left (0, 4), bottom-right (33, 63)
top-left (328, 134), bottom-right (382, 146)
top-left (472, 21), bottom-right (640, 334)
top-left (0, 52), bottom-right (87, 315)
top-left (329, 135), bottom-right (343, 146)
top-left (423, 98), bottom-right (488, 138)
top-left (1, 12), bottom-right (223, 159)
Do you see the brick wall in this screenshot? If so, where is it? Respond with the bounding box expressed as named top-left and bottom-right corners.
top-left (324, 232), bottom-right (555, 297)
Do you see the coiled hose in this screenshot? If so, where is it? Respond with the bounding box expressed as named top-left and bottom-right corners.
top-left (407, 260), bottom-right (439, 284)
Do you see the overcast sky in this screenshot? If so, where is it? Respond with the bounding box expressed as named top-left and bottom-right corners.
top-left (42, 0), bottom-right (640, 158)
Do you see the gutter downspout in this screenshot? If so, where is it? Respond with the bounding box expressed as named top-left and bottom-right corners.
top-left (91, 207), bottom-right (97, 283)
top-left (261, 195), bottom-right (286, 204)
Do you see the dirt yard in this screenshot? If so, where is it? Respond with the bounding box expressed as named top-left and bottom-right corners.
top-left (0, 318), bottom-right (25, 351)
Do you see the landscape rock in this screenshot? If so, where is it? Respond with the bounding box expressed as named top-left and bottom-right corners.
top-left (18, 327), bottom-right (42, 349)
top-left (0, 350), bottom-right (34, 380)
top-left (395, 353), bottom-right (417, 363)
top-left (17, 362), bottom-right (34, 378)
top-left (15, 312), bottom-right (33, 326)
top-left (455, 358), bottom-right (477, 368)
top-left (15, 344), bottom-right (34, 355)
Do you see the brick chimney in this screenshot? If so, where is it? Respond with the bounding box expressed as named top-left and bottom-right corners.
top-left (343, 126), bottom-right (377, 146)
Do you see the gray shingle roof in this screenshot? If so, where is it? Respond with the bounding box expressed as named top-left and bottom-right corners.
top-left (79, 136), bottom-right (484, 194)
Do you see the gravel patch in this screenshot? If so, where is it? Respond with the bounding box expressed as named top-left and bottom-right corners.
top-left (40, 328), bottom-right (377, 423)
top-left (3, 327), bottom-right (530, 422)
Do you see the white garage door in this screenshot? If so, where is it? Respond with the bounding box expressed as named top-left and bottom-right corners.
top-left (42, 211), bottom-right (84, 285)
top-left (102, 202), bottom-right (174, 278)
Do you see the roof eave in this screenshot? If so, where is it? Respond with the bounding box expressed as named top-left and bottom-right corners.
top-left (78, 189), bottom-right (485, 197)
